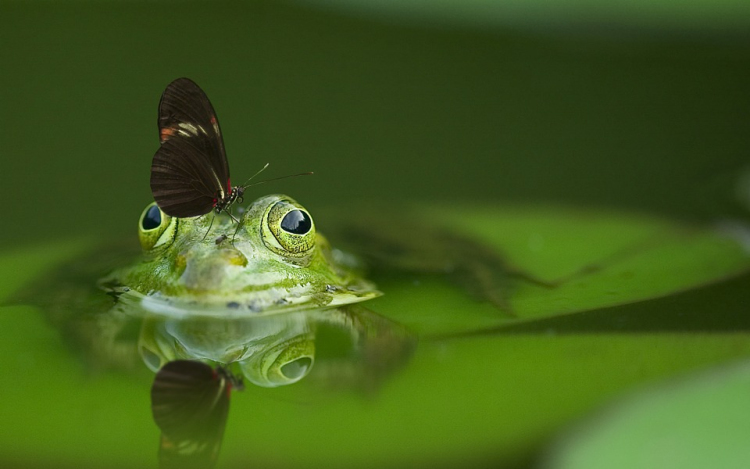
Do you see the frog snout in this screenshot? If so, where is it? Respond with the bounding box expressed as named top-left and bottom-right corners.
top-left (178, 248), bottom-right (248, 291)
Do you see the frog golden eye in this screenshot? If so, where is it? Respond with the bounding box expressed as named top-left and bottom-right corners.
top-left (138, 202), bottom-right (175, 251)
top-left (263, 200), bottom-right (316, 258)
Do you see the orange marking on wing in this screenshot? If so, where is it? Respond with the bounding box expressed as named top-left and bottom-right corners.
top-left (160, 127), bottom-right (176, 142)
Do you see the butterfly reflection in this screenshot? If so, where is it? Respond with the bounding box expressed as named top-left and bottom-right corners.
top-left (151, 360), bottom-right (244, 469)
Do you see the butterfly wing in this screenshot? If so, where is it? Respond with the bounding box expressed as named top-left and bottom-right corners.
top-left (151, 360), bottom-right (233, 469)
top-left (150, 78), bottom-right (230, 218)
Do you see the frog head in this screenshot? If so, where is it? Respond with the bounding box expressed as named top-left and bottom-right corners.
top-left (118, 194), bottom-right (379, 313)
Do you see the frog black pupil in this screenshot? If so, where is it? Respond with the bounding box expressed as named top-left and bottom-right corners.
top-left (143, 205), bottom-right (162, 230)
top-left (280, 210), bottom-right (311, 234)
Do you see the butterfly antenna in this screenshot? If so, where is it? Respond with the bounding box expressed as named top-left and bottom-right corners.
top-left (242, 171), bottom-right (314, 189)
top-left (237, 163), bottom-right (270, 188)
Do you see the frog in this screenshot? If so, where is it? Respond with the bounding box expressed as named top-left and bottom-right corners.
top-left (99, 194), bottom-right (382, 316)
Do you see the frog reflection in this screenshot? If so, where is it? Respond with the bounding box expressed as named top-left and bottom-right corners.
top-left (140, 311), bottom-right (315, 387)
top-left (137, 303), bottom-right (414, 390)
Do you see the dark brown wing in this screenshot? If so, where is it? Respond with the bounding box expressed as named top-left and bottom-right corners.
top-left (151, 136), bottom-right (224, 217)
top-left (150, 78), bottom-right (230, 218)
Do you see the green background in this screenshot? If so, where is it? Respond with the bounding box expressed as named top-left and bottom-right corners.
top-left (2, 0), bottom-right (750, 244)
top-left (1, 1), bottom-right (750, 468)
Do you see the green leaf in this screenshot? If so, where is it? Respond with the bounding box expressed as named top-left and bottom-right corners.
top-left (544, 358), bottom-right (750, 469)
top-left (371, 204), bottom-right (750, 336)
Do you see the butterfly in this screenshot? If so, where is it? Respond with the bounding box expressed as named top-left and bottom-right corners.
top-left (150, 78), bottom-right (249, 219)
top-left (150, 360), bottom-right (244, 469)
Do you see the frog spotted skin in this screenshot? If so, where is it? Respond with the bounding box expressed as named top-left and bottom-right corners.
top-left (104, 194), bottom-right (379, 314)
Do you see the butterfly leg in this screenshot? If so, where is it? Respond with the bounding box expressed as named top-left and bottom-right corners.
top-left (230, 219), bottom-right (246, 246)
top-left (201, 214), bottom-right (217, 241)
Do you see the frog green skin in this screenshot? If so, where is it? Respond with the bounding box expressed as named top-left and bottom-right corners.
top-left (101, 194), bottom-right (380, 315)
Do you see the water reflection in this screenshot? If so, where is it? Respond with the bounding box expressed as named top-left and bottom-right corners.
top-left (140, 311), bottom-right (317, 387)
top-left (138, 302), bottom-right (414, 468)
top-left (151, 360), bottom-right (244, 469)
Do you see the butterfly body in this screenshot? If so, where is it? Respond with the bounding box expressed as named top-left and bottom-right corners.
top-left (213, 184), bottom-right (244, 215)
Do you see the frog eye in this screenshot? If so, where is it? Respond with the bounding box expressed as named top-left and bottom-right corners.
top-left (138, 202), bottom-right (175, 251)
top-left (280, 210), bottom-right (312, 235)
top-left (263, 200), bottom-right (316, 258)
top-left (141, 204), bottom-right (162, 230)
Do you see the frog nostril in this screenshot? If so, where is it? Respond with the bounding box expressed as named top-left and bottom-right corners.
top-left (224, 249), bottom-right (248, 267)
top-left (174, 253), bottom-right (187, 272)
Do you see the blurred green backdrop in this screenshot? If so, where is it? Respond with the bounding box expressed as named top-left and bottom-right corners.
top-left (2, 0), bottom-right (749, 245)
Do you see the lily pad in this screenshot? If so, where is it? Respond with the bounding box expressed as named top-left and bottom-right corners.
top-left (543, 358), bottom-right (750, 469)
top-left (364, 204), bottom-right (750, 335)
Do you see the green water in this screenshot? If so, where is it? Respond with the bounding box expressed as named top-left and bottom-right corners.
top-left (2, 1), bottom-right (750, 468)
